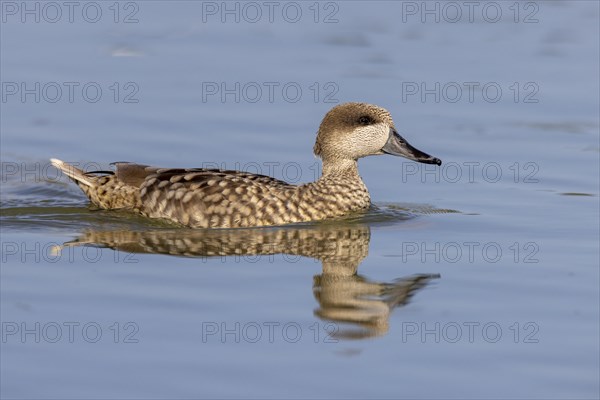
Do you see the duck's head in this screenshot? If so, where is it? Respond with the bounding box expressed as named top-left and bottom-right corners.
top-left (314, 102), bottom-right (441, 166)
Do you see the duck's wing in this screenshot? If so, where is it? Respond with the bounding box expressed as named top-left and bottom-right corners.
top-left (129, 165), bottom-right (294, 228)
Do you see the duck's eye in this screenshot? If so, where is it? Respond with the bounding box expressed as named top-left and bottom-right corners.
top-left (358, 116), bottom-right (373, 125)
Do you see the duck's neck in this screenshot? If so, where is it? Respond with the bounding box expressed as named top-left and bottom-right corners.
top-left (320, 158), bottom-right (360, 179)
top-left (296, 158), bottom-right (370, 218)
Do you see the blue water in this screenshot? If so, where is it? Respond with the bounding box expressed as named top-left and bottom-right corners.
top-left (1, 1), bottom-right (599, 398)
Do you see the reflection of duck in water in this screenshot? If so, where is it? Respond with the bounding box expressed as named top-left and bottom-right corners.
top-left (51, 103), bottom-right (441, 228)
top-left (314, 274), bottom-right (438, 340)
top-left (59, 223), bottom-right (439, 339)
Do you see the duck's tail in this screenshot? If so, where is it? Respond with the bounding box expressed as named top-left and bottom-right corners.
top-left (51, 158), bottom-right (139, 210)
top-left (50, 158), bottom-right (96, 187)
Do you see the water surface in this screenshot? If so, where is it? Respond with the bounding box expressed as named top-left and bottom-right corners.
top-left (1, 1), bottom-right (599, 398)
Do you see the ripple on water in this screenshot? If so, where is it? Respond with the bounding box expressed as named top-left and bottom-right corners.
top-left (1, 191), bottom-right (459, 232)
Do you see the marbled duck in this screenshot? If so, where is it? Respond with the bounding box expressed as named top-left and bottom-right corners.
top-left (51, 103), bottom-right (441, 228)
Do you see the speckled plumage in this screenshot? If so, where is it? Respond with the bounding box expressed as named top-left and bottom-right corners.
top-left (51, 103), bottom-right (441, 228)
